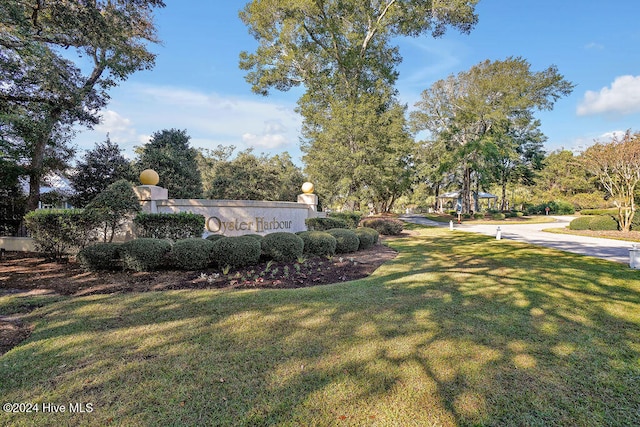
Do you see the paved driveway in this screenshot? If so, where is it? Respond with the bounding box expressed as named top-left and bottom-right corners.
top-left (401, 214), bottom-right (636, 265)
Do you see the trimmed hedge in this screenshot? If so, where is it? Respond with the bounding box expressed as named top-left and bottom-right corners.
top-left (326, 228), bottom-right (360, 253)
top-left (24, 209), bottom-right (98, 259)
top-left (589, 215), bottom-right (619, 231)
top-left (296, 231), bottom-right (337, 256)
top-left (134, 212), bottom-right (205, 240)
top-left (328, 211), bottom-right (362, 229)
top-left (354, 228), bottom-right (375, 250)
top-left (305, 217), bottom-right (349, 231)
top-left (171, 238), bottom-right (216, 270)
top-left (358, 227), bottom-right (379, 244)
top-left (120, 238), bottom-right (172, 272)
top-left (205, 234), bottom-right (225, 243)
top-left (579, 208), bottom-right (618, 216)
top-left (569, 216), bottom-right (592, 230)
top-left (569, 215), bottom-right (619, 231)
top-left (359, 218), bottom-right (404, 235)
top-left (492, 213), bottom-right (506, 220)
top-left (525, 200), bottom-right (575, 215)
top-left (76, 243), bottom-right (122, 271)
top-left (261, 232), bottom-right (304, 262)
top-left (211, 236), bottom-right (261, 268)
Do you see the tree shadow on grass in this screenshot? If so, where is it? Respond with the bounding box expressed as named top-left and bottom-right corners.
top-left (1, 229), bottom-right (640, 426)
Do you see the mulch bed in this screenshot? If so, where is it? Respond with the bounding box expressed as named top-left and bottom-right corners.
top-left (0, 243), bottom-right (398, 355)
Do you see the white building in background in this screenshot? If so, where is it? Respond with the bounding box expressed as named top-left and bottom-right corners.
top-left (19, 171), bottom-right (76, 209)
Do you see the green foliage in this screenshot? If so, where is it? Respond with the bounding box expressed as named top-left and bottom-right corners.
top-left (76, 243), bottom-right (122, 271)
top-left (171, 238), bottom-right (216, 270)
top-left (328, 212), bottom-right (362, 229)
top-left (204, 149), bottom-right (304, 201)
top-left (86, 179), bottom-right (141, 242)
top-left (243, 234), bottom-right (264, 242)
top-left (135, 129), bottom-right (203, 198)
top-left (119, 238), bottom-right (172, 272)
top-left (526, 200), bottom-right (575, 215)
top-left (580, 209), bottom-right (618, 216)
top-left (492, 213), bottom-right (506, 220)
top-left (360, 218), bottom-right (404, 235)
top-left (261, 232), bottom-right (304, 262)
top-left (357, 227), bottom-right (380, 244)
top-left (211, 236), bottom-right (261, 269)
top-left (240, 1), bottom-right (477, 212)
top-left (1, 0), bottom-right (165, 212)
top-left (588, 215), bottom-right (619, 231)
top-left (569, 217), bottom-right (592, 231)
top-left (411, 58), bottom-right (574, 214)
top-left (134, 212), bottom-right (205, 241)
top-left (24, 209), bottom-right (98, 259)
top-left (305, 217), bottom-right (349, 231)
top-left (205, 234), bottom-right (225, 243)
top-left (474, 213), bottom-right (485, 219)
top-left (632, 214), bottom-right (640, 231)
top-left (354, 229), bottom-right (375, 250)
top-left (296, 231), bottom-right (337, 257)
top-left (326, 229), bottom-right (360, 254)
top-left (70, 136), bottom-right (134, 208)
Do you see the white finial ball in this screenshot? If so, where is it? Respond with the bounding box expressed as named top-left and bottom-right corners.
top-left (301, 182), bottom-right (314, 194)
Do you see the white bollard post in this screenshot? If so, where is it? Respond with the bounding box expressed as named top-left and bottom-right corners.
top-left (630, 244), bottom-right (640, 269)
top-left (449, 220), bottom-right (454, 231)
top-left (496, 226), bottom-right (502, 240)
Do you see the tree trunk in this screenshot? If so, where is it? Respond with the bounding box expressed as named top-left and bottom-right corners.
top-left (500, 179), bottom-right (508, 211)
top-left (461, 165), bottom-right (472, 214)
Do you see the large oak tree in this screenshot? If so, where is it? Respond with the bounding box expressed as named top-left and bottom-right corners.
top-left (239, 0), bottom-right (479, 211)
top-left (0, 0), bottom-right (165, 211)
top-left (411, 57), bottom-right (573, 213)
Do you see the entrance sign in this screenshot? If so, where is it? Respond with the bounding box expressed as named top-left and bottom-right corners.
top-left (135, 180), bottom-right (320, 237)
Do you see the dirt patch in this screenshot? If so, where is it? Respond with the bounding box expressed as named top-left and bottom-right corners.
top-left (0, 244), bottom-right (397, 296)
top-left (0, 243), bottom-right (397, 355)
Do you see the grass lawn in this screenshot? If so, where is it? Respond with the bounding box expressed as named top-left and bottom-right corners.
top-left (2, 226), bottom-right (640, 426)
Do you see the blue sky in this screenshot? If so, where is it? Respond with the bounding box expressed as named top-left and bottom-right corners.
top-left (75, 0), bottom-right (640, 163)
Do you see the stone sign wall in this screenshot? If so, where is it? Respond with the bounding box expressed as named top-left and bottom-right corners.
top-left (135, 184), bottom-right (321, 237)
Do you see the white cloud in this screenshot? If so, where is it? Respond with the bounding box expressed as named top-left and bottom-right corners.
top-left (577, 75), bottom-right (640, 116)
top-left (73, 84), bottom-right (303, 159)
top-left (566, 130), bottom-right (626, 154)
top-left (584, 42), bottom-right (604, 50)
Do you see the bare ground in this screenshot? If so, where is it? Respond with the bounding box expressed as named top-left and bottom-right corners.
top-left (0, 243), bottom-right (398, 355)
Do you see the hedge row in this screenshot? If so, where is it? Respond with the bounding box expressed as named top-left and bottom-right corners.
top-left (569, 215), bottom-right (619, 231)
top-left (77, 227), bottom-right (381, 272)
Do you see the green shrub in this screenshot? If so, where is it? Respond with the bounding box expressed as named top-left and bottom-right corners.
top-left (569, 217), bottom-right (592, 230)
top-left (326, 228), bottom-right (360, 253)
top-left (588, 215), bottom-right (619, 231)
top-left (205, 234), bottom-right (225, 242)
top-left (24, 209), bottom-right (99, 260)
top-left (632, 213), bottom-right (640, 231)
top-left (171, 238), bottom-right (216, 270)
top-left (328, 211), bottom-right (362, 229)
top-left (580, 208), bottom-right (618, 216)
top-left (474, 213), bottom-right (485, 219)
top-left (243, 234), bottom-right (264, 242)
top-left (120, 238), bottom-right (172, 272)
top-left (134, 212), bottom-right (205, 240)
top-left (76, 242), bottom-right (122, 271)
top-left (462, 213), bottom-right (472, 219)
top-left (305, 217), bottom-right (349, 231)
top-left (492, 213), bottom-right (506, 220)
top-left (515, 211), bottom-right (524, 217)
top-left (211, 236), bottom-right (261, 268)
top-left (261, 232), bottom-right (304, 262)
top-left (85, 179), bottom-right (141, 242)
top-left (359, 218), bottom-right (404, 235)
top-left (354, 228), bottom-right (375, 250)
top-left (357, 227), bottom-right (379, 244)
top-left (526, 200), bottom-right (575, 216)
top-left (297, 231), bottom-right (337, 257)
